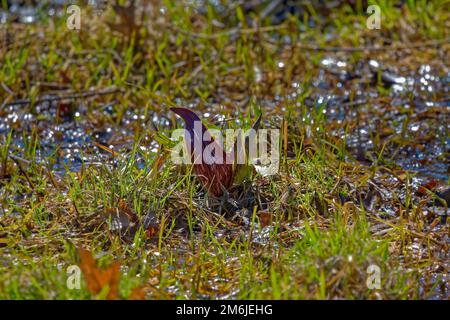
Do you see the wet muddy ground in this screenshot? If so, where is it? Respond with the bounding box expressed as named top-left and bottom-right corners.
top-left (0, 1), bottom-right (448, 299)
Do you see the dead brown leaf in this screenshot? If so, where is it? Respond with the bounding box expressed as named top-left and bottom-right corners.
top-left (78, 248), bottom-right (120, 300)
top-left (128, 286), bottom-right (147, 300)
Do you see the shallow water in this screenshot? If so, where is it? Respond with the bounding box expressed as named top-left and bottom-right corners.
top-left (1, 2), bottom-right (448, 187)
top-left (1, 57), bottom-right (447, 181)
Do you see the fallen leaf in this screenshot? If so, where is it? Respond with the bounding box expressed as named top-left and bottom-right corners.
top-left (78, 248), bottom-right (121, 300)
top-left (118, 198), bottom-right (138, 223)
top-left (128, 286), bottom-right (147, 300)
top-left (416, 180), bottom-right (438, 196)
top-left (259, 211), bottom-right (271, 228)
top-left (142, 211), bottom-right (159, 239)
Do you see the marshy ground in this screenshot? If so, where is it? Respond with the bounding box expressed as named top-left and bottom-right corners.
top-left (0, 0), bottom-right (448, 299)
